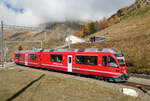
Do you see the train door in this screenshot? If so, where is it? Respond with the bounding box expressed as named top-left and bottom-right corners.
top-left (25, 54), bottom-right (28, 65)
top-left (39, 54), bottom-right (41, 65)
top-left (68, 55), bottom-right (72, 72)
top-left (101, 56), bottom-right (108, 75)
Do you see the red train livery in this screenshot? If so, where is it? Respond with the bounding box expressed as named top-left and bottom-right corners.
top-left (14, 48), bottom-right (129, 82)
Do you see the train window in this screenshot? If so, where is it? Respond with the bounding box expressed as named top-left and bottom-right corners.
top-left (50, 55), bottom-right (63, 63)
top-left (76, 55), bottom-right (97, 65)
top-left (108, 56), bottom-right (118, 68)
top-left (16, 54), bottom-right (21, 59)
top-left (30, 54), bottom-right (37, 60)
top-left (68, 57), bottom-right (72, 63)
top-left (102, 56), bottom-right (107, 67)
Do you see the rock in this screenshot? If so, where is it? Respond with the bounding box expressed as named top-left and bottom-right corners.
top-left (122, 88), bottom-right (138, 97)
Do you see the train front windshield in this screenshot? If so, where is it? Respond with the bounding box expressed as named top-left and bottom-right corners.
top-left (115, 54), bottom-right (126, 66)
top-left (117, 57), bottom-right (126, 66)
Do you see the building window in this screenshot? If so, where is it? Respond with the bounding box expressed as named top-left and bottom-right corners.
top-left (102, 56), bottom-right (107, 67)
top-left (30, 54), bottom-right (37, 60)
top-left (76, 55), bottom-right (97, 65)
top-left (50, 55), bottom-right (63, 63)
top-left (16, 54), bottom-right (21, 59)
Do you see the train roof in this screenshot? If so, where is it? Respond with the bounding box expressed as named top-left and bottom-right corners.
top-left (16, 48), bottom-right (121, 54)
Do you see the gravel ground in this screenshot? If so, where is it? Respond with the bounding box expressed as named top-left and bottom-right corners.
top-left (130, 73), bottom-right (150, 79)
top-left (1, 63), bottom-right (150, 101)
top-left (128, 76), bottom-right (150, 85)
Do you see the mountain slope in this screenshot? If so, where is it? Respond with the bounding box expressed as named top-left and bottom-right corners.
top-left (71, 4), bottom-right (150, 73)
top-left (0, 21), bottom-right (83, 60)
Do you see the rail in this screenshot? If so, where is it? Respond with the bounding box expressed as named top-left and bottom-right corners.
top-left (122, 81), bottom-right (150, 96)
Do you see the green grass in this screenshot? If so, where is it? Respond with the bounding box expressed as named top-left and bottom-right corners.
top-left (0, 66), bottom-right (144, 101)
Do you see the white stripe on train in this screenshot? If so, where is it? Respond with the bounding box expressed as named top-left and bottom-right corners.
top-left (15, 62), bottom-right (121, 76)
top-left (41, 64), bottom-right (121, 75)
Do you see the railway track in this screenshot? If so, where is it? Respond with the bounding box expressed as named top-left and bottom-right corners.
top-left (122, 81), bottom-right (150, 96)
top-left (3, 64), bottom-right (150, 92)
top-left (124, 82), bottom-right (150, 90)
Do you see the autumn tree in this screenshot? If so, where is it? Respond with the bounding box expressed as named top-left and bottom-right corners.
top-left (76, 22), bottom-right (97, 37)
top-left (108, 18), bottom-right (114, 26)
top-left (85, 24), bottom-right (90, 34)
top-left (113, 14), bottom-right (120, 23)
top-left (98, 17), bottom-right (109, 30)
top-left (75, 29), bottom-right (83, 37)
top-left (117, 7), bottom-right (128, 16)
top-left (82, 26), bottom-right (88, 37)
top-left (98, 20), bottom-right (103, 30)
top-left (122, 7), bottom-right (128, 15)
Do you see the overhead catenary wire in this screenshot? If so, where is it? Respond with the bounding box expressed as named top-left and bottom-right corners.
top-left (0, 22), bottom-right (73, 66)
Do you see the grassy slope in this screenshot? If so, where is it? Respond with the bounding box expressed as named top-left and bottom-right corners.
top-left (0, 66), bottom-right (143, 101)
top-left (71, 5), bottom-right (150, 73)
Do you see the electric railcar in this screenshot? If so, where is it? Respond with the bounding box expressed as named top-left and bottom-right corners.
top-left (14, 48), bottom-right (129, 82)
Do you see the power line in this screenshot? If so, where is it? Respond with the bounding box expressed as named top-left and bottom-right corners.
top-left (5, 40), bottom-right (43, 49)
top-left (1, 23), bottom-right (73, 67)
top-left (0, 24), bottom-right (43, 31)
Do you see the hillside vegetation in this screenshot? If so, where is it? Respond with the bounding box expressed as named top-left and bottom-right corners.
top-left (71, 4), bottom-right (150, 73)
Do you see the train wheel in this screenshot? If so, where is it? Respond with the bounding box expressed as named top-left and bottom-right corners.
top-left (95, 76), bottom-right (99, 79)
top-left (108, 78), bottom-right (114, 82)
top-left (104, 77), bottom-right (114, 82)
top-left (104, 77), bottom-right (108, 81)
top-left (98, 76), bottom-right (104, 80)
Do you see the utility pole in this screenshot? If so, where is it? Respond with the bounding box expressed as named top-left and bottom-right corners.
top-left (44, 31), bottom-right (47, 41)
top-left (41, 40), bottom-right (43, 49)
top-left (1, 21), bottom-right (4, 67)
top-left (68, 35), bottom-right (71, 49)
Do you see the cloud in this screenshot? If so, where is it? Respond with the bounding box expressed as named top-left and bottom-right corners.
top-left (3, 1), bottom-right (24, 13)
top-left (0, 0), bottom-right (135, 26)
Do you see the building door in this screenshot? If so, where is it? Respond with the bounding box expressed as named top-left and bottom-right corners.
top-left (25, 54), bottom-right (28, 65)
top-left (68, 55), bottom-right (72, 72)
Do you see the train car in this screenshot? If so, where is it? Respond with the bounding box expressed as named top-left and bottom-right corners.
top-left (14, 50), bottom-right (41, 67)
top-left (14, 48), bottom-right (129, 82)
top-left (14, 51), bottom-right (26, 65)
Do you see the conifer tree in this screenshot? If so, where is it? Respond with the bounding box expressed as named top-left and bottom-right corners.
top-left (89, 22), bottom-right (96, 34)
top-left (18, 45), bottom-right (23, 50)
top-left (83, 26), bottom-right (88, 37)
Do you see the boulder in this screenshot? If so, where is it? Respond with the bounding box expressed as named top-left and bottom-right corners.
top-left (122, 88), bottom-right (138, 97)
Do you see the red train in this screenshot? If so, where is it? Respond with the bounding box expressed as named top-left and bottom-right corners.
top-left (14, 48), bottom-right (129, 82)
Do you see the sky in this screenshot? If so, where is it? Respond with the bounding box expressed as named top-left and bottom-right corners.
top-left (0, 0), bottom-right (135, 26)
